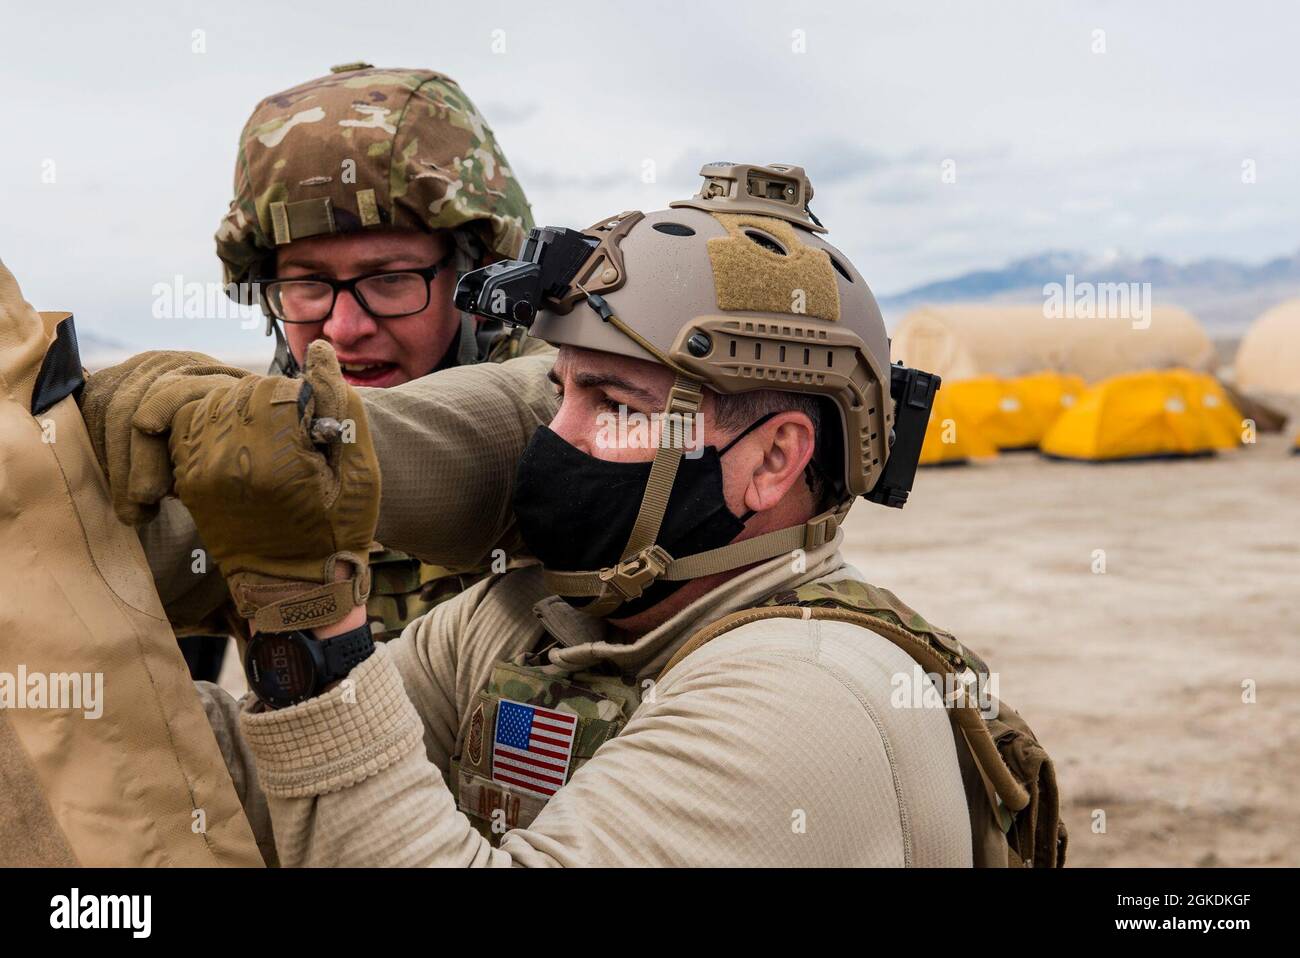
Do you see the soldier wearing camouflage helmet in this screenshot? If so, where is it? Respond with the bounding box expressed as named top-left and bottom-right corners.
top-left (218, 61), bottom-right (536, 381)
top-left (170, 162), bottom-right (1064, 866)
top-left (126, 63), bottom-right (555, 662)
top-left (224, 63), bottom-right (548, 640)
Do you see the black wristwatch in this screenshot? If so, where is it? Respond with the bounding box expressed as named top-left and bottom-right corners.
top-left (243, 622), bottom-right (375, 709)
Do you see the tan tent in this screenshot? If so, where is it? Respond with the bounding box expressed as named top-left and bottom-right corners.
top-left (891, 304), bottom-right (1216, 382)
top-left (1234, 298), bottom-right (1300, 396)
top-left (1219, 380), bottom-right (1287, 434)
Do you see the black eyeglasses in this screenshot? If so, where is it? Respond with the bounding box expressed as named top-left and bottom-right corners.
top-left (261, 253), bottom-right (454, 324)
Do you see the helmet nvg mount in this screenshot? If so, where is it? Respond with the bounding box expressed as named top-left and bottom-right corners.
top-left (456, 162), bottom-right (939, 616)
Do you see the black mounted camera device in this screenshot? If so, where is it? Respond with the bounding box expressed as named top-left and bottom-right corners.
top-left (454, 226), bottom-right (597, 327)
top-left (864, 363), bottom-right (941, 508)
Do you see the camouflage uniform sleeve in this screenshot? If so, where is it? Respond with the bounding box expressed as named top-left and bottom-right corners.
top-left (358, 343), bottom-right (557, 568)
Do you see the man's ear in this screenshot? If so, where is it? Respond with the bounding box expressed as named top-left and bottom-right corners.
top-left (740, 412), bottom-right (817, 514)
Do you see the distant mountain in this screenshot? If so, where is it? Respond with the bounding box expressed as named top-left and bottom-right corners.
top-left (878, 248), bottom-right (1300, 331)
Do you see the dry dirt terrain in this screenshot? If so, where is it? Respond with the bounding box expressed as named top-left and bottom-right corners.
top-left (840, 432), bottom-right (1299, 867)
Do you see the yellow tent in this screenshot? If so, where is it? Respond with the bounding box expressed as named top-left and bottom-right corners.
top-left (892, 304), bottom-right (1215, 382)
top-left (1234, 299), bottom-right (1300, 396)
top-left (1040, 369), bottom-right (1240, 461)
top-left (919, 388), bottom-right (997, 465)
top-left (943, 372), bottom-right (1085, 449)
top-left (1013, 370), bottom-right (1087, 441)
top-left (1167, 370), bottom-right (1246, 448)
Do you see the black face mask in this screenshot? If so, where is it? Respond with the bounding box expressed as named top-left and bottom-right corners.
top-left (512, 418), bottom-right (771, 617)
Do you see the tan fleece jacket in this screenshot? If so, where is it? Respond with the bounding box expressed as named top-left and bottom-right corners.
top-left (199, 529), bottom-right (972, 867)
top-left (142, 338), bottom-right (559, 629)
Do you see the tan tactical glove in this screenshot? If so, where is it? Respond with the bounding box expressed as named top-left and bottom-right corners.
top-left (80, 351), bottom-right (251, 525)
top-left (154, 341), bottom-right (381, 633)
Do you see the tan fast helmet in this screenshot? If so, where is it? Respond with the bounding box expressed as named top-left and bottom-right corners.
top-left (455, 162), bottom-right (937, 616)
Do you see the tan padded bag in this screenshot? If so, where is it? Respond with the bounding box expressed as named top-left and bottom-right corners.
top-left (0, 259), bottom-right (262, 866)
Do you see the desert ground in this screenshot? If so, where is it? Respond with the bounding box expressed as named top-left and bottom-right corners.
top-left (216, 422), bottom-right (1299, 867)
top-left (841, 432), bottom-right (1299, 867)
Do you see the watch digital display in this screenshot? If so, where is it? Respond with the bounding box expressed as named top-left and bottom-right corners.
top-left (246, 632), bottom-right (318, 706)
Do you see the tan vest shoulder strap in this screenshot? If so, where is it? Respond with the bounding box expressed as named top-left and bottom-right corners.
top-left (659, 605), bottom-right (1031, 815)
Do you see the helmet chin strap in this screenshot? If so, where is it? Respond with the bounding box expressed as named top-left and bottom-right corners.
top-left (541, 293), bottom-right (850, 618)
top-left (451, 232), bottom-right (484, 368)
top-left (268, 317), bottom-right (301, 377)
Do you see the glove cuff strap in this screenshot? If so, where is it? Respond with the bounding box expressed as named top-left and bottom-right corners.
top-left (236, 555), bottom-right (372, 632)
top-left (247, 580), bottom-right (355, 632)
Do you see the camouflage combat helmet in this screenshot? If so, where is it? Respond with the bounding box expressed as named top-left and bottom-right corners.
top-left (215, 62), bottom-right (534, 372)
top-left (456, 162), bottom-right (938, 616)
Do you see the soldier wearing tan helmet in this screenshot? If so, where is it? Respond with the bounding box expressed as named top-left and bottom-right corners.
top-left (84, 63), bottom-right (557, 668)
top-left (160, 163), bottom-right (1064, 866)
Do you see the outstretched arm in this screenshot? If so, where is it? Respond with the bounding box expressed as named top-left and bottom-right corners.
top-left (83, 343), bottom-right (557, 629)
top-left (360, 344), bottom-right (557, 567)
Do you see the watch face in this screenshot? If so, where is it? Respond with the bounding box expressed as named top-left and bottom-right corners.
top-left (246, 633), bottom-right (318, 707)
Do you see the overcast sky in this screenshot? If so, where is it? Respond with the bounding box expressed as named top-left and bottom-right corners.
top-left (2, 0), bottom-right (1297, 358)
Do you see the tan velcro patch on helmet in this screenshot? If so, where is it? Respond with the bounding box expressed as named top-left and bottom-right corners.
top-left (706, 213), bottom-right (840, 321)
top-left (270, 197), bottom-right (337, 245)
top-left (356, 188), bottom-right (381, 226)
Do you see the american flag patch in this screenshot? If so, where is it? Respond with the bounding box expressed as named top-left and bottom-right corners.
top-left (491, 699), bottom-right (578, 797)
